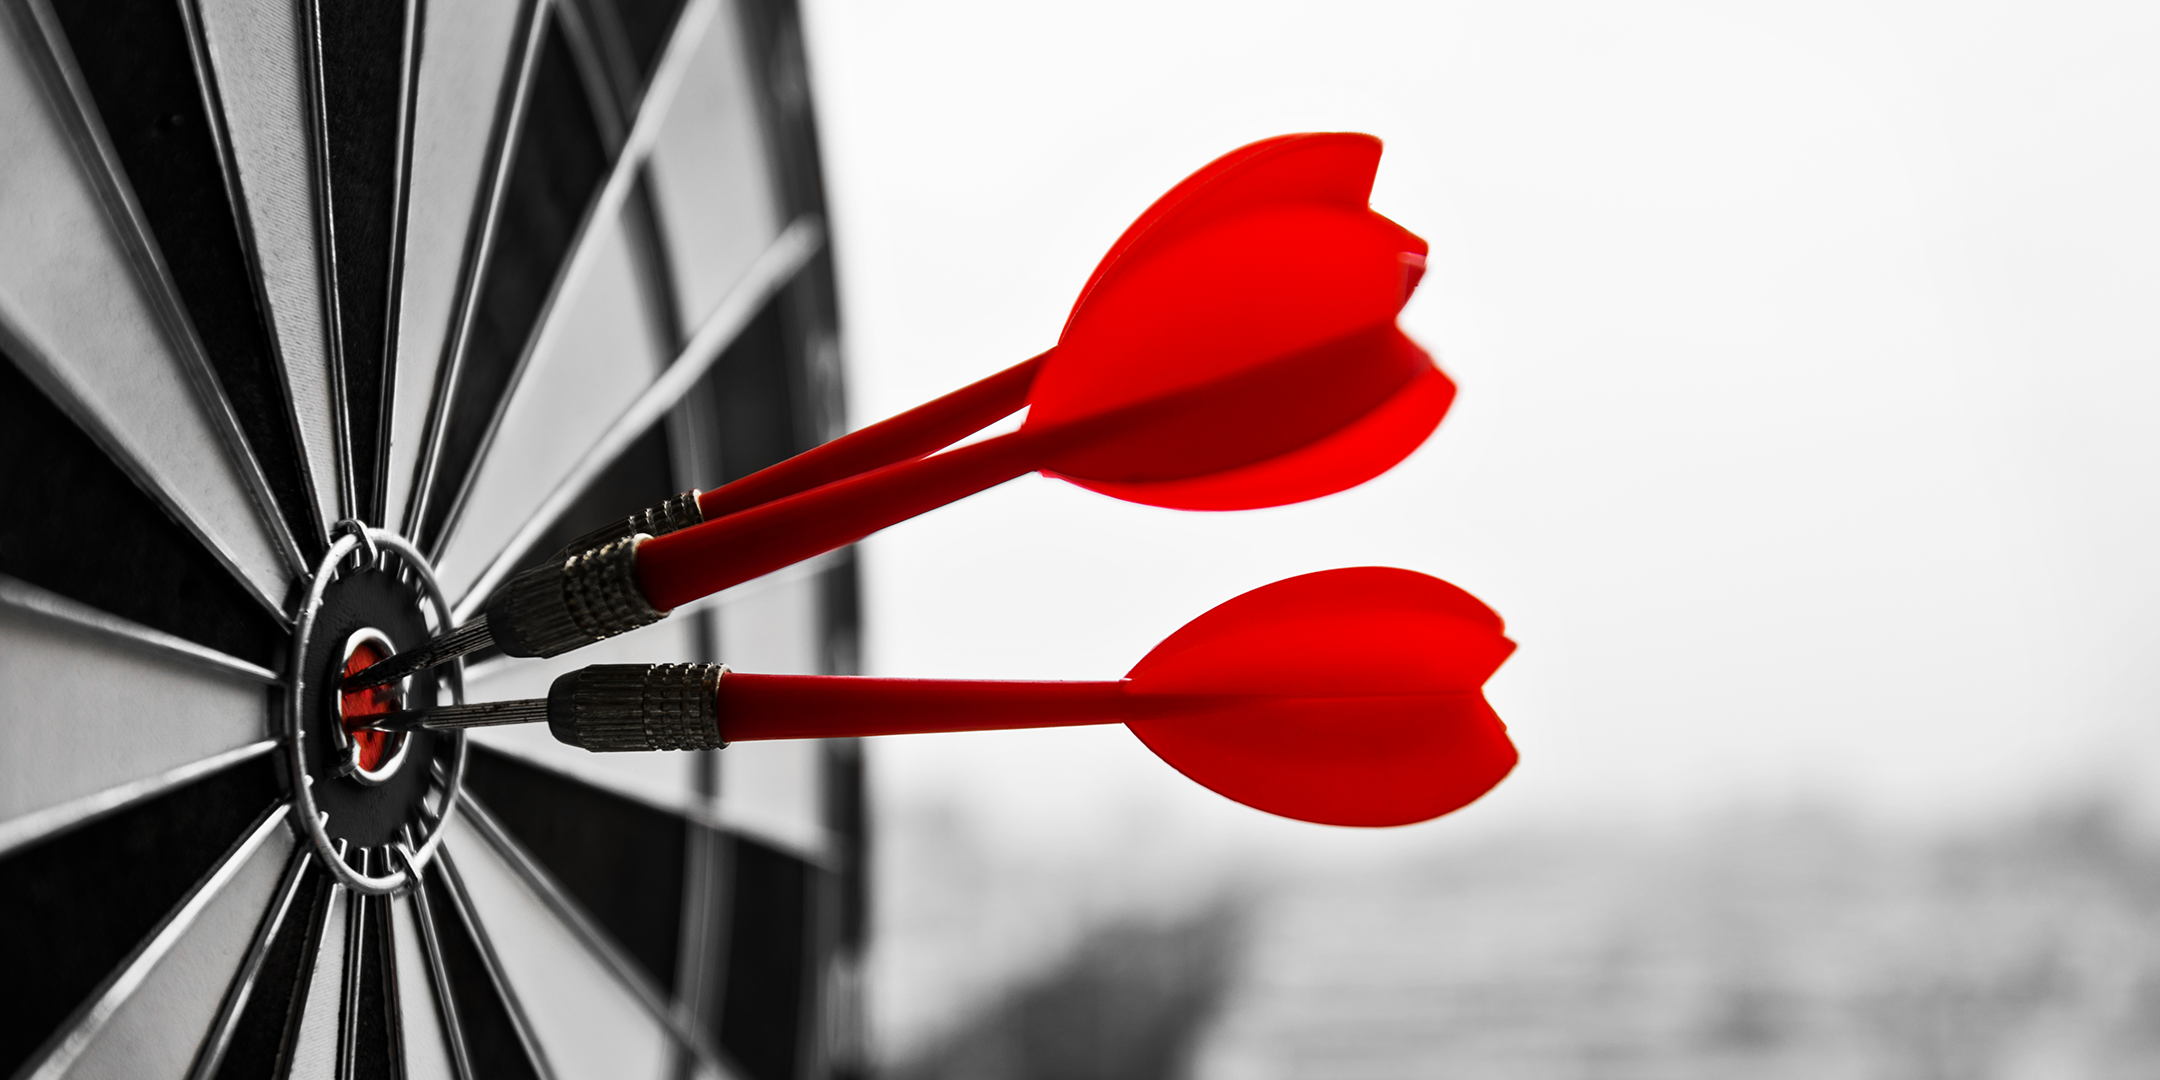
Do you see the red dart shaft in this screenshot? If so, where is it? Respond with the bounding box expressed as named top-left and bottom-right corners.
top-left (639, 426), bottom-right (1053, 609)
top-left (695, 351), bottom-right (1044, 520)
top-left (715, 673), bottom-right (1236, 741)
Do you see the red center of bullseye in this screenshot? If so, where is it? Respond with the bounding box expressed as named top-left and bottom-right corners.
top-left (340, 642), bottom-right (402, 772)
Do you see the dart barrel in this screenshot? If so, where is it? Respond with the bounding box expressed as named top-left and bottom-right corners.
top-left (547, 663), bottom-right (727, 752)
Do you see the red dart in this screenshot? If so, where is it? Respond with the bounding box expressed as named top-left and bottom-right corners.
top-left (386, 568), bottom-right (1518, 827)
top-left (347, 132), bottom-right (1454, 686)
top-left (687, 131), bottom-right (1444, 522)
top-left (638, 133), bottom-right (1449, 610)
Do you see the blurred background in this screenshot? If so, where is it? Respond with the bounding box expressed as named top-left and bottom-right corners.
top-left (796, 1), bottom-right (2160, 1075)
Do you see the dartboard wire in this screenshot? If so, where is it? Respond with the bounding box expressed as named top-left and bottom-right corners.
top-left (174, 0), bottom-right (338, 552)
top-left (0, 741), bottom-right (277, 862)
top-left (400, 0), bottom-right (552, 544)
top-left (299, 0), bottom-right (354, 522)
top-left (185, 840), bottom-right (314, 1080)
top-left (671, 821), bottom-right (734, 1077)
top-left (8, 0), bottom-right (309, 581)
top-left (434, 843), bottom-right (560, 1080)
top-left (417, 0), bottom-right (719, 565)
top-left (10, 802), bottom-right (291, 1080)
top-left (0, 263), bottom-right (292, 628)
top-left (287, 849), bottom-right (350, 1075)
top-left (336, 849), bottom-right (366, 1079)
top-left (449, 216), bottom-right (822, 624)
top-left (557, 0), bottom-right (693, 390)
top-left (299, 0), bottom-right (429, 527)
top-left (373, 0), bottom-right (426, 527)
top-left (457, 795), bottom-right (746, 1079)
top-left (0, 572), bottom-right (278, 685)
top-left (552, 0), bottom-right (626, 152)
top-left (397, 830), bottom-right (479, 1080)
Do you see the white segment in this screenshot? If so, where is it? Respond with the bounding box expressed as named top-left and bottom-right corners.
top-left (0, 22), bottom-right (292, 609)
top-left (193, 0), bottom-right (342, 531)
top-left (434, 215), bottom-right (673, 603)
top-left (645, 0), bottom-right (778, 333)
top-left (0, 603), bottom-right (266, 848)
top-left (286, 884), bottom-right (348, 1080)
top-left (390, 892), bottom-right (458, 1080)
top-left (56, 826), bottom-right (294, 1080)
top-left (441, 822), bottom-right (674, 1080)
top-left (385, 0), bottom-right (526, 528)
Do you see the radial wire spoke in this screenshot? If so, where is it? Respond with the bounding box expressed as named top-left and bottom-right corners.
top-left (404, 845), bottom-right (484, 1080)
top-left (388, 879), bottom-right (460, 1080)
top-left (189, 0), bottom-right (348, 537)
top-left (286, 876), bottom-right (349, 1078)
top-left (0, 588), bottom-right (274, 855)
top-left (459, 761), bottom-right (688, 992)
top-left (0, 573), bottom-right (278, 687)
top-left (0, 17), bottom-right (295, 615)
top-left (432, 846), bottom-right (555, 1080)
top-left (446, 217), bottom-right (820, 620)
top-left (414, 0), bottom-right (719, 561)
top-left (10, 805), bottom-right (292, 1080)
top-left (0, 755), bottom-right (283, 1077)
top-left (385, 0), bottom-right (534, 532)
top-left (185, 841), bottom-right (309, 1080)
top-left (400, 0), bottom-right (558, 546)
top-left (197, 853), bottom-right (331, 1080)
top-left (441, 811), bottom-right (716, 1079)
top-left (22, 0), bottom-right (320, 563)
top-left (302, 0), bottom-right (424, 523)
top-left (0, 343), bottom-right (287, 665)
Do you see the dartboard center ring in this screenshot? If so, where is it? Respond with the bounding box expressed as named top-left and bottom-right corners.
top-left (287, 525), bottom-right (466, 895)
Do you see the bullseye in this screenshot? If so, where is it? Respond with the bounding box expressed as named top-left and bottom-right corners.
top-left (333, 628), bottom-right (409, 782)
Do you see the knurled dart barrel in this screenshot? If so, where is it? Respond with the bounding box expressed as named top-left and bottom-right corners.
top-left (547, 663), bottom-right (728, 752)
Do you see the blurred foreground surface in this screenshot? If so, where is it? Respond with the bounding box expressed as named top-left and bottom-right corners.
top-left (880, 801), bottom-right (2160, 1080)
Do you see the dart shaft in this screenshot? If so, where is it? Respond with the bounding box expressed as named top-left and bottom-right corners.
top-left (637, 427), bottom-right (1051, 609)
top-left (717, 673), bottom-right (1162, 740)
top-left (366, 666), bottom-right (1248, 750)
top-left (697, 351), bottom-right (1043, 521)
top-left (540, 354), bottom-right (1046, 562)
top-left (342, 617), bottom-right (495, 690)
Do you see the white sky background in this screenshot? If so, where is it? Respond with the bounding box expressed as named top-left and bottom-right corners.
top-left (794, 0), bottom-right (2160, 1044)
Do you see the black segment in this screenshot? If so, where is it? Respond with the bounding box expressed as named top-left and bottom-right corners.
top-left (350, 889), bottom-right (399, 1080)
top-left (212, 859), bottom-right (329, 1080)
top-left (308, 0), bottom-right (419, 523)
top-left (422, 862), bottom-right (543, 1080)
top-left (692, 298), bottom-right (805, 482)
top-left (599, 0), bottom-right (687, 92)
top-left (0, 755), bottom-right (281, 1077)
top-left (740, 0), bottom-right (850, 452)
top-left (420, 17), bottom-right (608, 553)
top-left (820, 549), bottom-right (862, 677)
top-left (517, 422), bottom-right (675, 569)
top-left (718, 838), bottom-right (813, 1080)
top-left (465, 746), bottom-right (687, 989)
top-left (0, 350), bottom-right (283, 666)
top-left (46, 0), bottom-right (321, 555)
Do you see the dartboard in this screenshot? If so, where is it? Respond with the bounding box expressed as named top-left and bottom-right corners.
top-left (0, 0), bottom-right (867, 1077)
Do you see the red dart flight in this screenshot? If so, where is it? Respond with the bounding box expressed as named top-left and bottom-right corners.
top-left (384, 568), bottom-right (1519, 828)
top-left (637, 132), bottom-right (1449, 608)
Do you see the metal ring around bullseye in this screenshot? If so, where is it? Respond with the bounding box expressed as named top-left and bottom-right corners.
top-left (288, 526), bottom-right (467, 895)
